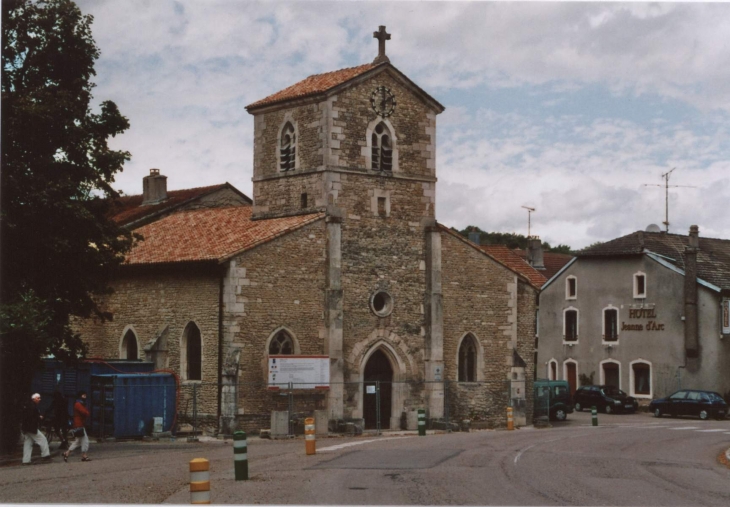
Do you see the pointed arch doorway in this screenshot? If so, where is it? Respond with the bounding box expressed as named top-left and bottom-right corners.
top-left (363, 349), bottom-right (393, 429)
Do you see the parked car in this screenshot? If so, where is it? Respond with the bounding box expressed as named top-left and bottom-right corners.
top-left (573, 385), bottom-right (638, 414)
top-left (534, 379), bottom-right (574, 421)
top-left (649, 389), bottom-right (728, 420)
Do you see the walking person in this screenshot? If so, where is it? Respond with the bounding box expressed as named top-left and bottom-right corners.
top-left (63, 391), bottom-right (91, 462)
top-left (46, 391), bottom-right (70, 450)
top-left (21, 393), bottom-right (53, 465)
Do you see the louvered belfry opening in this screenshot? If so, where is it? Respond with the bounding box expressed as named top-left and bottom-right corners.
top-left (371, 122), bottom-right (392, 171)
top-left (280, 122), bottom-right (296, 171)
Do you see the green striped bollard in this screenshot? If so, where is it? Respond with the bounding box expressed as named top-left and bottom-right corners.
top-left (233, 431), bottom-right (248, 481)
top-left (418, 409), bottom-right (426, 436)
top-left (591, 406), bottom-right (598, 427)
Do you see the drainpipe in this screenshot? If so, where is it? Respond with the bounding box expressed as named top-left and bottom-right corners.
top-left (684, 225), bottom-right (699, 359)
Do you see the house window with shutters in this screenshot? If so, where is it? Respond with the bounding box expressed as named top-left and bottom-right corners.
top-left (563, 308), bottom-right (578, 343)
top-left (633, 272), bottom-right (647, 299)
top-left (603, 306), bottom-right (619, 343)
top-left (631, 360), bottom-right (652, 398)
top-left (279, 121), bottom-right (296, 171)
top-left (371, 122), bottom-right (393, 171)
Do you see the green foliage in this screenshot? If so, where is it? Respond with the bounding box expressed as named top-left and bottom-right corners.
top-left (579, 372), bottom-right (595, 387)
top-left (1, 0), bottom-right (133, 453)
top-left (457, 225), bottom-right (573, 253)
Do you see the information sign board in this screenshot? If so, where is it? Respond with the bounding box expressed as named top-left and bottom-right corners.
top-left (268, 355), bottom-right (329, 390)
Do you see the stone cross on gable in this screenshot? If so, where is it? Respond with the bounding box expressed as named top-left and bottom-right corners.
top-left (373, 25), bottom-right (391, 64)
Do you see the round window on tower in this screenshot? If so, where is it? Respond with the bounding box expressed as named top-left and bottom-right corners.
top-left (370, 291), bottom-right (394, 317)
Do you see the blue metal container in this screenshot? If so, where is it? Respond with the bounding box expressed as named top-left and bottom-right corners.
top-left (31, 359), bottom-right (156, 417)
top-left (89, 373), bottom-right (176, 438)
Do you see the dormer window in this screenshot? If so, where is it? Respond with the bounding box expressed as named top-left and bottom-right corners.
top-left (371, 122), bottom-right (393, 171)
top-left (280, 122), bottom-right (296, 171)
top-left (633, 272), bottom-right (646, 298)
top-left (566, 276), bottom-right (577, 300)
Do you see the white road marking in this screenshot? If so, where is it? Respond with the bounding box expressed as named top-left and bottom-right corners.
top-left (317, 437), bottom-right (406, 452)
top-left (514, 444), bottom-right (536, 464)
top-left (668, 427), bottom-right (699, 430)
top-left (695, 429), bottom-right (726, 433)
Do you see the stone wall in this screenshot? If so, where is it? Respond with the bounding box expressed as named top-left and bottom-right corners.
top-left (440, 230), bottom-right (537, 427)
top-left (336, 174), bottom-right (434, 426)
top-left (75, 268), bottom-right (221, 417)
top-left (516, 281), bottom-right (537, 423)
top-left (329, 71), bottom-right (436, 178)
top-left (250, 69), bottom-right (438, 220)
top-left (221, 218), bottom-right (327, 432)
top-left (253, 172), bottom-right (325, 217)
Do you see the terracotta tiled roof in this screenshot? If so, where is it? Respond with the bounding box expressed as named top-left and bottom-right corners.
top-left (246, 63), bottom-right (379, 110)
top-left (110, 184), bottom-right (251, 227)
top-left (578, 230), bottom-right (730, 290)
top-left (514, 250), bottom-right (574, 282)
top-left (480, 245), bottom-right (548, 289)
top-left (126, 207), bottom-right (324, 265)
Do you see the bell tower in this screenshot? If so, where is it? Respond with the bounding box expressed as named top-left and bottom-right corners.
top-left (246, 27), bottom-right (446, 424)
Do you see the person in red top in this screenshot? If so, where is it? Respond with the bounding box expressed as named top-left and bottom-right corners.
top-left (63, 391), bottom-right (91, 462)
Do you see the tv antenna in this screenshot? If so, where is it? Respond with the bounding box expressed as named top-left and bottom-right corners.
top-left (521, 206), bottom-right (536, 238)
top-left (642, 168), bottom-right (696, 232)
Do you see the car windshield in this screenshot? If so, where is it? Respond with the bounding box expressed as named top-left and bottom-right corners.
top-left (707, 392), bottom-right (725, 402)
top-left (602, 387), bottom-right (625, 396)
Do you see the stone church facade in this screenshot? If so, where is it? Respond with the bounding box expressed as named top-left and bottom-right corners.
top-left (78, 28), bottom-right (539, 433)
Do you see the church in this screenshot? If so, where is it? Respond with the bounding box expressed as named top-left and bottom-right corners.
top-left (78, 27), bottom-right (540, 434)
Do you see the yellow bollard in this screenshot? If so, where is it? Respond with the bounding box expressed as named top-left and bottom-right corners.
top-left (305, 417), bottom-right (316, 455)
top-left (190, 458), bottom-right (210, 504)
top-left (507, 407), bottom-right (514, 431)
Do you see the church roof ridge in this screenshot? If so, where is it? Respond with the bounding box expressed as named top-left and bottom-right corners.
top-left (246, 62), bottom-right (380, 110)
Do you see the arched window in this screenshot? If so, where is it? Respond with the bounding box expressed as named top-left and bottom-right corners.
top-left (268, 330), bottom-right (294, 355)
top-left (280, 122), bottom-right (296, 171)
top-left (371, 122), bottom-right (393, 171)
top-left (121, 329), bottom-right (138, 360)
top-left (458, 334), bottom-right (478, 382)
top-left (182, 322), bottom-right (202, 381)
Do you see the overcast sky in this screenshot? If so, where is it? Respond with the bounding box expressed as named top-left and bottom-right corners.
top-left (77, 0), bottom-right (730, 249)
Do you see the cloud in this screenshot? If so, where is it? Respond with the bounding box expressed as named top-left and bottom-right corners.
top-left (436, 109), bottom-right (730, 248)
top-left (71, 1), bottom-right (730, 248)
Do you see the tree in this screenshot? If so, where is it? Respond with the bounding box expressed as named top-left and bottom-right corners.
top-left (457, 226), bottom-right (574, 254)
top-left (1, 0), bottom-right (133, 453)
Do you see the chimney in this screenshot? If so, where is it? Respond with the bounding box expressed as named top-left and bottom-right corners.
top-left (684, 225), bottom-right (699, 358)
top-left (468, 231), bottom-right (481, 245)
top-left (527, 237), bottom-right (545, 270)
top-left (142, 169), bottom-right (167, 205)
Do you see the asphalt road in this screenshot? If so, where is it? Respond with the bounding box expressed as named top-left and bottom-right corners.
top-left (2, 411), bottom-right (729, 505)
